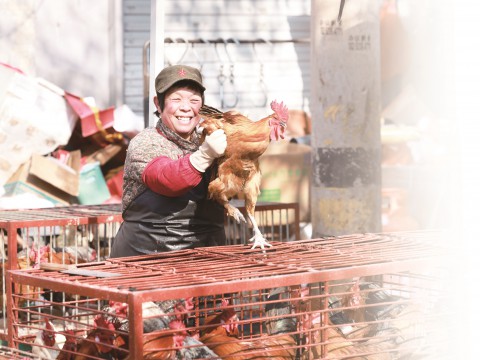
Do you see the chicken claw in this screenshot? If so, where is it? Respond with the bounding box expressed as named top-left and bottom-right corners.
top-left (245, 213), bottom-right (273, 250)
top-left (225, 204), bottom-right (246, 223)
top-left (249, 232), bottom-right (273, 250)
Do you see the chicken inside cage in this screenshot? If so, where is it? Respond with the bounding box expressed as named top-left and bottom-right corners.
top-left (0, 202), bottom-right (301, 344)
top-left (0, 225), bottom-right (122, 346)
top-left (11, 272), bottom-right (449, 359)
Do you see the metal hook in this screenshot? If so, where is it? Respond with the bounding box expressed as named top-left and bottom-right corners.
top-left (222, 38), bottom-right (239, 108)
top-left (214, 40), bottom-right (227, 108)
top-left (252, 39), bottom-right (270, 108)
top-left (164, 37), bottom-right (175, 66)
top-left (191, 39), bottom-right (209, 71)
top-left (175, 38), bottom-right (190, 64)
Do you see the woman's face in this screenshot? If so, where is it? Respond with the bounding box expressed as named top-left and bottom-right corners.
top-left (155, 86), bottom-right (203, 140)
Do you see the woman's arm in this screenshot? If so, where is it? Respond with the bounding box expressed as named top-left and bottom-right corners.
top-left (142, 154), bottom-right (203, 196)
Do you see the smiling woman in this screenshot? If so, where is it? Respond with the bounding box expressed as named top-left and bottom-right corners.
top-left (156, 84), bottom-right (203, 139)
top-left (110, 65), bottom-right (229, 258)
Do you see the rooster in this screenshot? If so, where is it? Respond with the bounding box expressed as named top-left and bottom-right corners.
top-left (55, 328), bottom-right (77, 360)
top-left (102, 298), bottom-right (194, 334)
top-left (199, 100), bottom-right (289, 250)
top-left (200, 296), bottom-right (297, 359)
top-left (308, 314), bottom-right (392, 360)
top-left (329, 279), bottom-right (417, 343)
top-left (97, 298), bottom-right (194, 359)
top-left (143, 319), bottom-right (219, 359)
top-left (201, 298), bottom-right (239, 338)
top-left (31, 317), bottom-right (61, 359)
top-left (73, 315), bottom-right (124, 360)
top-left (298, 279), bottom-right (422, 359)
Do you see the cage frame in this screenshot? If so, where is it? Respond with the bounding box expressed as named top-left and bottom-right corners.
top-left (7, 231), bottom-right (444, 359)
top-left (0, 201), bottom-right (300, 342)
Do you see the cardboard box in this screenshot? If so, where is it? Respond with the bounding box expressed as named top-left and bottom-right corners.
top-left (83, 144), bottom-right (123, 165)
top-left (6, 152), bottom-right (81, 204)
top-left (77, 162), bottom-right (111, 205)
top-left (0, 64), bottom-right (78, 185)
top-left (258, 142), bottom-right (311, 222)
top-left (2, 181), bottom-right (65, 206)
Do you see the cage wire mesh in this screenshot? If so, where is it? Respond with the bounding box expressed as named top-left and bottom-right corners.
top-left (0, 345), bottom-right (42, 359)
top-left (7, 231), bottom-right (451, 359)
top-left (0, 201), bottom-right (300, 341)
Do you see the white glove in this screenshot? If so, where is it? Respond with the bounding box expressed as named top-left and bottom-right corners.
top-left (189, 129), bottom-right (227, 172)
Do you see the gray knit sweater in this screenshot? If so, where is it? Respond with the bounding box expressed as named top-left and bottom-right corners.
top-left (121, 118), bottom-right (201, 212)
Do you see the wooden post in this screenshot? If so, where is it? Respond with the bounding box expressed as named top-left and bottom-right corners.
top-left (310, 0), bottom-right (382, 237)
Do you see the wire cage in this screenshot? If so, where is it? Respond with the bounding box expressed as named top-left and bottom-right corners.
top-left (0, 204), bottom-right (123, 341)
top-left (0, 345), bottom-right (41, 359)
top-left (6, 231), bottom-right (451, 359)
top-left (0, 201), bottom-right (300, 342)
top-left (224, 200), bottom-right (300, 244)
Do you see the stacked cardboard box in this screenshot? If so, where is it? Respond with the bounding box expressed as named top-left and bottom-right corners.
top-left (0, 63), bottom-right (130, 208)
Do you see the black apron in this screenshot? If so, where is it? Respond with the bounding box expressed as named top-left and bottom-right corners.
top-left (110, 172), bottom-right (226, 257)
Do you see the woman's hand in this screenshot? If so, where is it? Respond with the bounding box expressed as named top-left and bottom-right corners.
top-left (189, 129), bottom-right (227, 172)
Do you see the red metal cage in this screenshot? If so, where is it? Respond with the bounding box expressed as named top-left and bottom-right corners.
top-left (0, 201), bottom-right (300, 342)
top-left (7, 231), bottom-right (450, 359)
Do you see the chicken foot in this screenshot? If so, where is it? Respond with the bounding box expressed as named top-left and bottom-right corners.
top-left (224, 202), bottom-right (271, 250)
top-left (246, 213), bottom-right (273, 250)
top-left (224, 203), bottom-right (247, 223)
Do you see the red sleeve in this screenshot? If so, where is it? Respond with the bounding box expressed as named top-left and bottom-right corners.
top-left (142, 154), bottom-right (203, 196)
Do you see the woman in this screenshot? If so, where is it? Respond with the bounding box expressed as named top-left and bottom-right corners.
top-left (110, 65), bottom-right (227, 257)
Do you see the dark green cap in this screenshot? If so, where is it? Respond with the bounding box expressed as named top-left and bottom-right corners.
top-left (155, 65), bottom-right (205, 94)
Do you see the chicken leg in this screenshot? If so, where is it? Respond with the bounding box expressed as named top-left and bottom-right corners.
top-left (243, 178), bottom-right (272, 250)
top-left (246, 213), bottom-right (273, 250)
top-left (225, 201), bottom-right (271, 249)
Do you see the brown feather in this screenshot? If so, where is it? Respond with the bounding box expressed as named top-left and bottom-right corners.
top-left (198, 101), bottom-right (289, 249)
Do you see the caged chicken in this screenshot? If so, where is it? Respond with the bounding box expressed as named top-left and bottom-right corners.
top-left (93, 298), bottom-right (194, 359)
top-left (143, 319), bottom-right (219, 359)
top-left (71, 315), bottom-right (125, 360)
top-left (102, 298), bottom-right (194, 335)
top-left (199, 100), bottom-right (289, 249)
top-left (199, 295), bottom-right (297, 359)
top-left (293, 278), bottom-right (431, 360)
top-left (31, 317), bottom-right (61, 359)
top-left (55, 328), bottom-right (77, 360)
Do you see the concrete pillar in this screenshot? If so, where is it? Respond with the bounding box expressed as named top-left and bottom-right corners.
top-left (310, 0), bottom-right (382, 237)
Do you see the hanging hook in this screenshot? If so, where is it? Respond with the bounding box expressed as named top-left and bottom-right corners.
top-left (252, 39), bottom-right (269, 108)
top-left (175, 38), bottom-right (190, 64)
top-left (222, 38), bottom-right (239, 108)
top-left (164, 37), bottom-right (175, 66)
top-left (191, 38), bottom-right (209, 71)
top-left (214, 39), bottom-right (227, 108)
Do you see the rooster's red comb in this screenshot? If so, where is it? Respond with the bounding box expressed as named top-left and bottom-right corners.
top-left (94, 315), bottom-right (115, 331)
top-left (44, 317), bottom-right (53, 330)
top-left (270, 100), bottom-right (289, 122)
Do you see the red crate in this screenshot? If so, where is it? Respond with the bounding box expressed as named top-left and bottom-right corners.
top-left (7, 231), bottom-right (450, 359)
